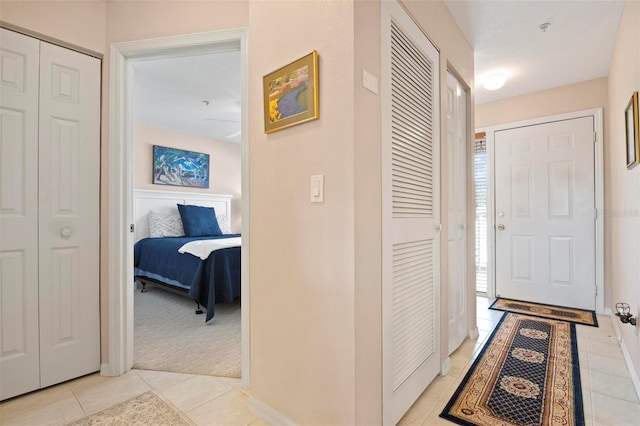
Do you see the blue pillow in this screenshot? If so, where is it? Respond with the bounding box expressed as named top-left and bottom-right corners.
top-left (177, 204), bottom-right (223, 237)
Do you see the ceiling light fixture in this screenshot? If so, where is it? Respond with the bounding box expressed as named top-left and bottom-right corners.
top-left (483, 73), bottom-right (506, 91)
top-left (538, 22), bottom-right (551, 32)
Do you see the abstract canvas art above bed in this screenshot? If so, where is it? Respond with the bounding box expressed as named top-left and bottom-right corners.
top-left (153, 145), bottom-right (210, 188)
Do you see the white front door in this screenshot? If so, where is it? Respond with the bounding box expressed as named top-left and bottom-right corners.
top-left (37, 41), bottom-right (101, 388)
top-left (0, 28), bottom-right (41, 400)
top-left (495, 117), bottom-right (595, 310)
top-left (382, 2), bottom-right (441, 424)
top-left (446, 72), bottom-right (467, 355)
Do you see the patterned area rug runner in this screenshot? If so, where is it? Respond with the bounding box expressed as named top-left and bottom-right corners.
top-left (441, 313), bottom-right (584, 426)
top-left (490, 298), bottom-right (598, 327)
top-left (65, 392), bottom-right (191, 426)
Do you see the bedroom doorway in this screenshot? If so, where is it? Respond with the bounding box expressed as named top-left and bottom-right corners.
top-left (131, 49), bottom-right (243, 379)
top-left (106, 29), bottom-right (250, 388)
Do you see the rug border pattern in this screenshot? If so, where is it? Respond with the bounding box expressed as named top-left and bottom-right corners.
top-left (440, 313), bottom-right (584, 426)
top-left (489, 297), bottom-right (598, 327)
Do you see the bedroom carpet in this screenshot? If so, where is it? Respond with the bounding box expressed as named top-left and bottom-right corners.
top-left (134, 285), bottom-right (241, 378)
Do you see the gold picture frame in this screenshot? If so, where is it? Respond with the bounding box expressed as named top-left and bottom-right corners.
top-left (625, 91), bottom-right (639, 169)
top-left (263, 51), bottom-right (319, 134)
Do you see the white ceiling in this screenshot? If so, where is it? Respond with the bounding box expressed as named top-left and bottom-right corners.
top-left (134, 48), bottom-right (241, 143)
top-left (444, 0), bottom-right (624, 104)
top-left (133, 2), bottom-right (624, 133)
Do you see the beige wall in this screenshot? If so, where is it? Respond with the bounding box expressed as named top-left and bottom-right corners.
top-left (248, 1), bottom-right (356, 424)
top-left (353, 1), bottom-right (382, 423)
top-left (476, 77), bottom-right (608, 128)
top-left (606, 1), bottom-right (640, 374)
top-left (0, 1), bottom-right (107, 54)
top-left (134, 125), bottom-right (242, 232)
top-left (105, 0), bottom-right (248, 44)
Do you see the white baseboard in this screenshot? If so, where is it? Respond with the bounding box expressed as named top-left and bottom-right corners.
top-left (608, 312), bottom-right (640, 402)
top-left (100, 363), bottom-right (118, 377)
top-left (440, 357), bottom-right (452, 376)
top-left (469, 327), bottom-right (479, 340)
top-left (249, 396), bottom-right (298, 426)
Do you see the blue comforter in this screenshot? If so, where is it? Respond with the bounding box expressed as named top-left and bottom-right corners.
top-left (134, 235), bottom-right (241, 322)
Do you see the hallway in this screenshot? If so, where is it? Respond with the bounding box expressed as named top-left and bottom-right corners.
top-left (1, 297), bottom-right (638, 425)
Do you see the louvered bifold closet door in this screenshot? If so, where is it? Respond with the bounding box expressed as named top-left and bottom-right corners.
top-left (382, 2), bottom-right (441, 425)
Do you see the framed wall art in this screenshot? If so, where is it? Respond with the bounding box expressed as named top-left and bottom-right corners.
top-left (263, 50), bottom-right (319, 134)
top-left (625, 91), bottom-right (639, 169)
top-left (153, 145), bottom-right (210, 188)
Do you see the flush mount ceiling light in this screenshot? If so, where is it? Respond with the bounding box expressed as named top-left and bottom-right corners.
top-left (483, 73), bottom-right (506, 91)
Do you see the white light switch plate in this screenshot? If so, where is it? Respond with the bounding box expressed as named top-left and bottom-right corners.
top-left (362, 69), bottom-right (378, 94)
top-left (310, 175), bottom-right (324, 203)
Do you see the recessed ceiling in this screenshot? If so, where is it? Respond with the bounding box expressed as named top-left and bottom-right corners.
top-left (134, 48), bottom-right (241, 142)
top-left (444, 0), bottom-right (624, 104)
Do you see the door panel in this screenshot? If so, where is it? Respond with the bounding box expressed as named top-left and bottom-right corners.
top-left (382, 2), bottom-right (440, 423)
top-left (0, 28), bottom-right (41, 401)
top-left (446, 72), bottom-right (467, 355)
top-left (495, 117), bottom-right (595, 310)
top-left (38, 41), bottom-right (100, 388)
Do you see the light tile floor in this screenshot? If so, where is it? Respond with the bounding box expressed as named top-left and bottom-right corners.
top-left (398, 297), bottom-right (640, 426)
top-left (1, 297), bottom-right (638, 425)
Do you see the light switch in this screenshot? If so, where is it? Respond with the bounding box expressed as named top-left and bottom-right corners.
top-left (362, 69), bottom-right (378, 94)
top-left (310, 174), bottom-right (324, 203)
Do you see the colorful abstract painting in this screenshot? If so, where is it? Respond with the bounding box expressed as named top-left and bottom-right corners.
top-left (268, 65), bottom-right (309, 122)
top-left (153, 145), bottom-right (209, 188)
top-left (263, 51), bottom-right (319, 134)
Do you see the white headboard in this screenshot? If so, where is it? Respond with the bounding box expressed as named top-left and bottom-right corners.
top-left (133, 189), bottom-right (233, 241)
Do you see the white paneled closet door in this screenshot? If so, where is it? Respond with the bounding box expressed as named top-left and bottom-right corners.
top-left (381, 2), bottom-right (441, 424)
top-left (446, 72), bottom-right (467, 355)
top-left (0, 29), bottom-right (100, 401)
top-left (0, 28), bottom-right (41, 400)
top-left (38, 40), bottom-right (101, 388)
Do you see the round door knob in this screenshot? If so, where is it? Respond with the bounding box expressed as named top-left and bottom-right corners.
top-left (497, 224), bottom-right (505, 231)
top-left (60, 227), bottom-right (72, 238)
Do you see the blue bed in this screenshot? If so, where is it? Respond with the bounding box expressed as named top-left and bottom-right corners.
top-left (134, 234), bottom-right (241, 322)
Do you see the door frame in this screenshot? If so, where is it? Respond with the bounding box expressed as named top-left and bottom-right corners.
top-left (103, 28), bottom-right (251, 389)
top-left (477, 108), bottom-right (604, 314)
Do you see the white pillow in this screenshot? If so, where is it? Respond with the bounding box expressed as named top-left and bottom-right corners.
top-left (216, 214), bottom-right (231, 234)
top-left (148, 211), bottom-right (185, 238)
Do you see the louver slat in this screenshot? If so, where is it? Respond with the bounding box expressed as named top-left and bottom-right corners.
top-left (391, 27), bottom-right (433, 73)
top-left (392, 239), bottom-right (435, 391)
top-left (390, 22), bottom-right (434, 219)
